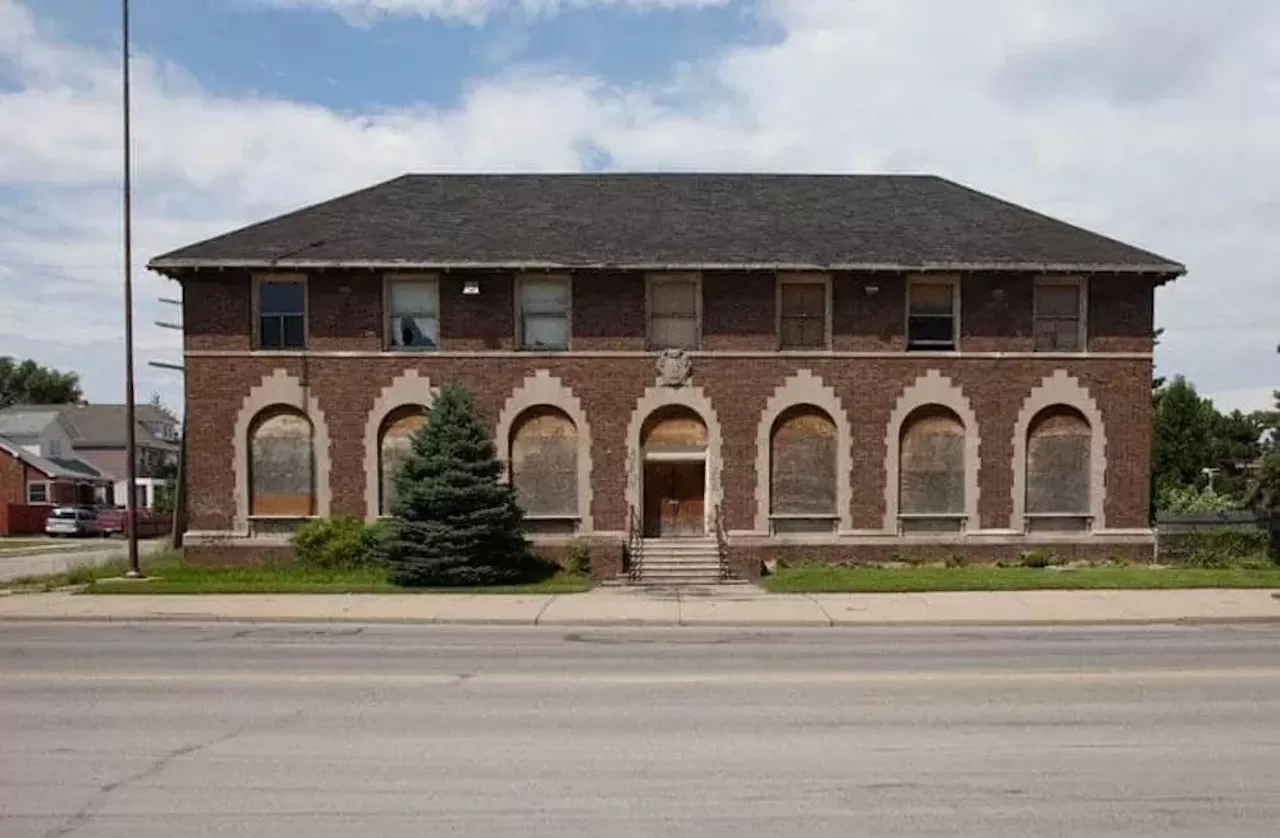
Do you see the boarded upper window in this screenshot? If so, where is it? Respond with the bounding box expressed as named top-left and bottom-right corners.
top-left (510, 407), bottom-right (579, 517)
top-left (779, 280), bottom-right (829, 350)
top-left (641, 406), bottom-right (707, 456)
top-left (249, 408), bottom-right (314, 516)
top-left (648, 276), bottom-right (700, 350)
top-left (899, 406), bottom-right (965, 531)
top-left (1034, 279), bottom-right (1085, 352)
top-left (770, 406), bottom-right (837, 529)
top-left (379, 407), bottom-right (428, 515)
top-left (1026, 406), bottom-right (1091, 529)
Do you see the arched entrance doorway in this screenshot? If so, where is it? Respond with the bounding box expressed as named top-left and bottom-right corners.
top-left (640, 406), bottom-right (708, 537)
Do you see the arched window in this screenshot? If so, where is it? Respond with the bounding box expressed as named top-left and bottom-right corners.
top-left (378, 406), bottom-right (428, 516)
top-left (510, 407), bottom-right (579, 531)
top-left (899, 406), bottom-right (966, 533)
top-left (1026, 405), bottom-right (1092, 532)
top-left (249, 408), bottom-right (315, 517)
top-left (769, 405), bottom-right (837, 534)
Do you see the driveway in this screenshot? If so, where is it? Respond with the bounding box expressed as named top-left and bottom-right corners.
top-left (0, 538), bottom-right (168, 583)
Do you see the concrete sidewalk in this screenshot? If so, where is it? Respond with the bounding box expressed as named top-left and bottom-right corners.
top-left (1, 585), bottom-right (1279, 627)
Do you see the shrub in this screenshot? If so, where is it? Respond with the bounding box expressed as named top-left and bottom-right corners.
top-left (1020, 550), bottom-right (1062, 569)
top-left (1164, 528), bottom-right (1274, 568)
top-left (944, 554), bottom-right (965, 569)
top-left (564, 539), bottom-right (592, 577)
top-left (1157, 483), bottom-right (1239, 516)
top-left (374, 384), bottom-right (529, 587)
top-left (292, 516), bottom-right (383, 570)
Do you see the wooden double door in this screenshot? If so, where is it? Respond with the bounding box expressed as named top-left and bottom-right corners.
top-left (643, 461), bottom-right (706, 537)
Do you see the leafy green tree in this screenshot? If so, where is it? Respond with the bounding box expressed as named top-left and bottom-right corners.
top-left (0, 357), bottom-right (82, 407)
top-left (1153, 376), bottom-right (1217, 495)
top-left (375, 383), bottom-right (529, 587)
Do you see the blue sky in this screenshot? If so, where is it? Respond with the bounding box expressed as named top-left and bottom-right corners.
top-left (0, 0), bottom-right (1277, 414)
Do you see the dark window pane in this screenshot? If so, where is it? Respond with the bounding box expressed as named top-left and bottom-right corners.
top-left (908, 315), bottom-right (955, 348)
top-left (282, 315), bottom-right (306, 348)
top-left (260, 316), bottom-right (283, 348)
top-left (780, 317), bottom-right (825, 349)
top-left (259, 281), bottom-right (305, 315)
top-left (909, 283), bottom-right (954, 315)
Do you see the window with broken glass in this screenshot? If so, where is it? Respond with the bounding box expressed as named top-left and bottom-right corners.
top-left (387, 278), bottom-right (439, 350)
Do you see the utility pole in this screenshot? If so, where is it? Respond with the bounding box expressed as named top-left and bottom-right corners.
top-left (121, 0), bottom-right (142, 579)
top-left (153, 297), bottom-right (186, 551)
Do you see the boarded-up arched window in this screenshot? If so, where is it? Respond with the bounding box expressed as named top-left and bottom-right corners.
top-left (770, 406), bottom-right (836, 533)
top-left (899, 406), bottom-right (965, 532)
top-left (1026, 406), bottom-right (1091, 532)
top-left (641, 406), bottom-right (707, 455)
top-left (510, 407), bottom-right (579, 518)
top-left (249, 408), bottom-right (315, 516)
top-left (379, 406), bottom-right (428, 515)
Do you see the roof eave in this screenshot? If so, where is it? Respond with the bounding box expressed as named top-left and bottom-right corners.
top-left (150, 258), bottom-right (1187, 276)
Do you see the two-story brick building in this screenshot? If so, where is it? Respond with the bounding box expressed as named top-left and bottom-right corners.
top-left (149, 173), bottom-right (1183, 582)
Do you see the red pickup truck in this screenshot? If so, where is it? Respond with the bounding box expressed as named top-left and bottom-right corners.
top-left (96, 507), bottom-right (171, 539)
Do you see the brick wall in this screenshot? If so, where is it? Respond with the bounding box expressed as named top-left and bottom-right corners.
top-left (181, 268), bottom-right (1158, 557)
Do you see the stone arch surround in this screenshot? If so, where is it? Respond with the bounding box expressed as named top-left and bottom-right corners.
top-left (232, 368), bottom-right (332, 532)
top-left (753, 370), bottom-right (854, 533)
top-left (494, 370), bottom-right (595, 533)
top-left (882, 370), bottom-right (982, 533)
top-left (1010, 370), bottom-right (1108, 531)
top-left (624, 383), bottom-right (724, 533)
top-left (362, 370), bottom-right (436, 521)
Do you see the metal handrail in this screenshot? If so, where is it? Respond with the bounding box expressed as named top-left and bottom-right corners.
top-left (712, 504), bottom-right (730, 581)
top-left (627, 506), bottom-right (644, 582)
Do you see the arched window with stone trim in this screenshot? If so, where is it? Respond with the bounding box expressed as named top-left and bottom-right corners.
top-left (378, 406), bottom-right (429, 516)
top-left (1025, 405), bottom-right (1092, 532)
top-left (898, 405), bottom-right (966, 533)
top-left (249, 407), bottom-right (315, 517)
top-left (769, 405), bottom-right (837, 534)
top-left (510, 406), bottom-right (579, 535)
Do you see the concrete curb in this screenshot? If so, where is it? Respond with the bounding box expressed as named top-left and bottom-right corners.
top-left (4, 614), bottom-right (1280, 628)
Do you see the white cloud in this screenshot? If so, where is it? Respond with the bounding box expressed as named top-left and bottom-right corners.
top-left (1, 0), bottom-right (1278, 412)
top-left (247, 0), bottom-right (730, 25)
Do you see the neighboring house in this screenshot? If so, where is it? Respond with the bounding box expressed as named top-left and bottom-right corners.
top-left (56, 404), bottom-right (180, 509)
top-left (0, 404), bottom-right (179, 511)
top-left (148, 173), bottom-right (1184, 581)
top-left (0, 409), bottom-right (112, 534)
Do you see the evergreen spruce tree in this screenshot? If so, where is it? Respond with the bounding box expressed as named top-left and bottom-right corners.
top-left (379, 383), bottom-right (529, 586)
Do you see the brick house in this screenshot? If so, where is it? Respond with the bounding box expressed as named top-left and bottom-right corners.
top-left (148, 173), bottom-right (1183, 581)
top-left (0, 409), bottom-right (112, 535)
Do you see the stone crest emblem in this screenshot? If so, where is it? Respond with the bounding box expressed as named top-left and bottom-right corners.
top-left (655, 349), bottom-right (692, 388)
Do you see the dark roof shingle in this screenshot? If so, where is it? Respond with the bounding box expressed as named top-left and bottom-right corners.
top-left (149, 173), bottom-right (1183, 274)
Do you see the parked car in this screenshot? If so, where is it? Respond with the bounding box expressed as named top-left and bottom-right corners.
top-left (44, 506), bottom-right (101, 538)
top-left (97, 506), bottom-right (170, 539)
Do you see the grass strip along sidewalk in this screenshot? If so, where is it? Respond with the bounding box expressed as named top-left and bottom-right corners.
top-left (11, 554), bottom-right (593, 595)
top-left (764, 564), bottom-right (1280, 593)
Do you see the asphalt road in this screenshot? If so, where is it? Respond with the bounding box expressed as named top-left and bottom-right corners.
top-left (2, 623), bottom-right (1279, 837)
top-left (0, 539), bottom-right (167, 583)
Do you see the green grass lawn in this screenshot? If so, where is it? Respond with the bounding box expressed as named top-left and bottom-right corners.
top-left (764, 564), bottom-right (1280, 593)
top-left (73, 555), bottom-right (593, 595)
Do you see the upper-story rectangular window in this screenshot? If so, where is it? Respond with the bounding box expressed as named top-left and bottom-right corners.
top-left (778, 276), bottom-right (831, 350)
top-left (256, 276), bottom-right (306, 350)
top-left (1034, 277), bottom-right (1086, 352)
top-left (647, 274), bottom-right (700, 349)
top-left (517, 276), bottom-right (570, 351)
top-left (386, 276), bottom-right (439, 351)
top-left (907, 276), bottom-right (958, 351)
